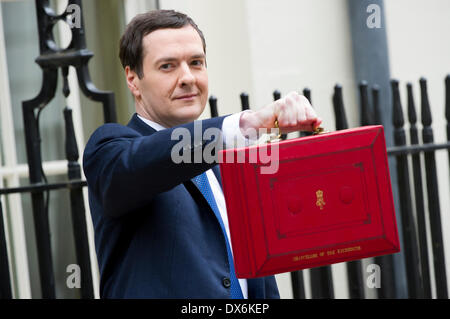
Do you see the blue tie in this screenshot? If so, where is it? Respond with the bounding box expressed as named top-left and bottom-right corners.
top-left (192, 171), bottom-right (244, 299)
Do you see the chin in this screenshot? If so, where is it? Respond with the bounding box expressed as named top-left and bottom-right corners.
top-left (178, 106), bottom-right (205, 123)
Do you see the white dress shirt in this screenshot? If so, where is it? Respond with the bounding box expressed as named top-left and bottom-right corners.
top-left (137, 113), bottom-right (249, 298)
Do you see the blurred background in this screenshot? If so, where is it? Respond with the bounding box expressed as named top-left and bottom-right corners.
top-left (0, 0), bottom-right (449, 299)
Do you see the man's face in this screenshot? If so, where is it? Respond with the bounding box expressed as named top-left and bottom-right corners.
top-left (127, 25), bottom-right (208, 128)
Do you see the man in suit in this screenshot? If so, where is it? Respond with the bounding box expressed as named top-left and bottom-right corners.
top-left (83, 9), bottom-right (322, 298)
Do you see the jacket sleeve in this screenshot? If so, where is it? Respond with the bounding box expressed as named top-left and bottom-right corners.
top-left (83, 116), bottom-right (226, 219)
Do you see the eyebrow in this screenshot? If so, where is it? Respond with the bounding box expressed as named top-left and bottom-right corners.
top-left (154, 53), bottom-right (206, 65)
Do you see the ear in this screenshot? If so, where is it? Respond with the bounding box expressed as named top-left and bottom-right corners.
top-left (125, 66), bottom-right (141, 99)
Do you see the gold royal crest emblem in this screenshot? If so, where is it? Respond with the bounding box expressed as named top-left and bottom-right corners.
top-left (316, 190), bottom-right (326, 210)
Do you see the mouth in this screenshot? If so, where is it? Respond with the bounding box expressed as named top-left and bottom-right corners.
top-left (173, 93), bottom-right (198, 100)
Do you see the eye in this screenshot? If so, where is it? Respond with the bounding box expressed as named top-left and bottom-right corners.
top-left (191, 59), bottom-right (204, 67)
top-left (160, 63), bottom-right (173, 70)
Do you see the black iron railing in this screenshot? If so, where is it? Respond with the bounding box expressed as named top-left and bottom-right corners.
top-left (0, 0), bottom-right (116, 299)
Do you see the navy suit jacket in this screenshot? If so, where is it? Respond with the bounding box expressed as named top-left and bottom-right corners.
top-left (83, 114), bottom-right (280, 298)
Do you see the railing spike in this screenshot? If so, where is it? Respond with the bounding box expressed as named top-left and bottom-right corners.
top-left (407, 83), bottom-right (417, 125)
top-left (359, 81), bottom-right (372, 126)
top-left (303, 88), bottom-right (311, 104)
top-left (391, 80), bottom-right (404, 128)
top-left (209, 95), bottom-right (218, 118)
top-left (333, 84), bottom-right (348, 130)
top-left (273, 90), bottom-right (281, 101)
top-left (240, 92), bottom-right (250, 111)
top-left (372, 84), bottom-right (382, 125)
top-left (420, 78), bottom-right (432, 127)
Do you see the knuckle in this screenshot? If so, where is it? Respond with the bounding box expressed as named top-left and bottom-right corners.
top-left (298, 115), bottom-right (306, 122)
top-left (307, 106), bottom-right (317, 117)
top-left (297, 104), bottom-right (306, 115)
top-left (274, 100), bottom-right (283, 108)
top-left (278, 100), bottom-right (288, 111)
top-left (299, 95), bottom-right (310, 104)
top-left (285, 96), bottom-right (295, 106)
top-left (287, 91), bottom-right (299, 98)
top-left (278, 117), bottom-right (288, 126)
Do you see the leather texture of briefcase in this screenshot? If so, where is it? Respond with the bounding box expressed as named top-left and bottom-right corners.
top-left (219, 125), bottom-right (400, 278)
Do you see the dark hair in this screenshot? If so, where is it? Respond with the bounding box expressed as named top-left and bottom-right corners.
top-left (119, 10), bottom-right (206, 79)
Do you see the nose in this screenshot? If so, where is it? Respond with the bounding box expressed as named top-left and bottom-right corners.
top-left (178, 62), bottom-right (195, 87)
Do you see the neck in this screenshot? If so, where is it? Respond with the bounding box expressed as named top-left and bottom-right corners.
top-left (135, 101), bottom-right (170, 128)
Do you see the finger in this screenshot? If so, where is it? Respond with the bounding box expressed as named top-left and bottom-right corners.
top-left (271, 100), bottom-right (284, 126)
top-left (300, 118), bottom-right (323, 131)
top-left (297, 101), bottom-right (307, 123)
top-left (304, 104), bottom-right (318, 121)
top-left (285, 96), bottom-right (298, 126)
top-left (296, 95), bottom-right (312, 123)
top-left (313, 117), bottom-right (323, 130)
top-left (276, 100), bottom-right (289, 127)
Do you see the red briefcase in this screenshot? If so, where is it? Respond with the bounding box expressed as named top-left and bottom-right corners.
top-left (219, 125), bottom-right (400, 278)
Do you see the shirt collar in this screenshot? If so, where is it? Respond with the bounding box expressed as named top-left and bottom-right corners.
top-left (137, 114), bottom-right (167, 132)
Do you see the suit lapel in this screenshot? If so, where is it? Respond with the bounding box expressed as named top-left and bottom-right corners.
top-left (211, 165), bottom-right (223, 189)
top-left (185, 177), bottom-right (214, 212)
top-left (190, 174), bottom-right (218, 215)
top-left (127, 113), bottom-right (157, 136)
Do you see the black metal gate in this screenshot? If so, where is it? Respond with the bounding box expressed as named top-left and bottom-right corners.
top-left (0, 0), bottom-right (116, 299)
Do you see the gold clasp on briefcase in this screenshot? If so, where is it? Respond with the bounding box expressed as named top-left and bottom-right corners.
top-left (313, 126), bottom-right (326, 135)
top-left (256, 120), bottom-right (282, 145)
top-left (257, 120), bottom-right (327, 145)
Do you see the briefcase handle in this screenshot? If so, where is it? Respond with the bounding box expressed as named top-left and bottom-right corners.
top-left (275, 119), bottom-right (327, 136)
top-left (257, 120), bottom-right (327, 145)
